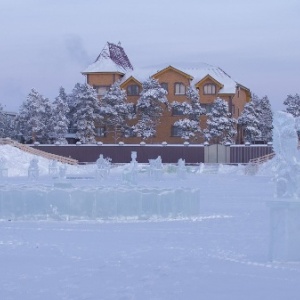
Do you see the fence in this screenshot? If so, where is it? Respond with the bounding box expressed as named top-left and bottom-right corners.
top-left (29, 143), bottom-right (274, 164)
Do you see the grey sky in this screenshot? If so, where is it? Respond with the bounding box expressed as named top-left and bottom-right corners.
top-left (0, 0), bottom-right (299, 112)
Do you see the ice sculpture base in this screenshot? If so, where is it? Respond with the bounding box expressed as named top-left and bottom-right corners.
top-left (267, 200), bottom-right (300, 261)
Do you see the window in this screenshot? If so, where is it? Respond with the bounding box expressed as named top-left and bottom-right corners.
top-left (123, 127), bottom-right (137, 137)
top-left (202, 103), bottom-right (213, 113)
top-left (174, 83), bottom-right (185, 95)
top-left (171, 125), bottom-right (183, 137)
top-left (94, 86), bottom-right (110, 96)
top-left (203, 84), bottom-right (216, 95)
top-left (161, 82), bottom-right (168, 92)
top-left (95, 127), bottom-right (106, 137)
top-left (127, 85), bottom-right (140, 96)
top-left (172, 105), bottom-right (184, 116)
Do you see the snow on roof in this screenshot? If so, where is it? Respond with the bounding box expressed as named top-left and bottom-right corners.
top-left (82, 57), bottom-right (126, 74)
top-left (177, 63), bottom-right (238, 94)
top-left (82, 42), bottom-right (133, 74)
top-left (82, 42), bottom-right (244, 93)
top-left (120, 63), bottom-right (239, 94)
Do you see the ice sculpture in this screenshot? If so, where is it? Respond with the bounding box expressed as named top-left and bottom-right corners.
top-left (28, 158), bottom-right (39, 179)
top-left (96, 154), bottom-right (111, 179)
top-left (0, 157), bottom-right (8, 178)
top-left (148, 156), bottom-right (163, 180)
top-left (177, 158), bottom-right (186, 179)
top-left (268, 111), bottom-right (300, 261)
top-left (48, 160), bottom-right (59, 178)
top-left (272, 111), bottom-right (300, 198)
top-left (58, 165), bottom-right (67, 179)
top-left (122, 151), bottom-right (138, 184)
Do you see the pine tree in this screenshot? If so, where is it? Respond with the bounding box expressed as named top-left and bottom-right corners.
top-left (0, 105), bottom-right (17, 139)
top-left (252, 94), bottom-right (273, 143)
top-left (100, 80), bottom-right (134, 143)
top-left (134, 77), bottom-right (168, 140)
top-left (283, 93), bottom-right (300, 117)
top-left (66, 85), bottom-right (78, 134)
top-left (205, 97), bottom-right (237, 144)
top-left (72, 83), bottom-right (101, 144)
top-left (172, 86), bottom-right (205, 140)
top-left (238, 101), bottom-right (261, 143)
top-left (0, 104), bottom-right (7, 138)
top-left (17, 88), bottom-right (52, 143)
top-left (51, 87), bottom-right (70, 144)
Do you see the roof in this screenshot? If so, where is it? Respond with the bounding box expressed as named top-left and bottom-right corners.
top-left (120, 63), bottom-right (239, 94)
top-left (82, 42), bottom-right (133, 74)
top-left (82, 43), bottom-right (247, 94)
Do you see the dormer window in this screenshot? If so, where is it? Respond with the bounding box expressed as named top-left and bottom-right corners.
top-left (203, 84), bottom-right (216, 95)
top-left (174, 83), bottom-right (185, 95)
top-left (127, 85), bottom-right (140, 96)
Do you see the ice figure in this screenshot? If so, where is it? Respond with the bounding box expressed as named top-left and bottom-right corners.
top-left (28, 158), bottom-right (39, 179)
top-left (268, 111), bottom-right (300, 261)
top-left (58, 165), bottom-right (67, 179)
top-left (0, 157), bottom-right (8, 178)
top-left (122, 151), bottom-right (138, 184)
top-left (177, 158), bottom-right (186, 179)
top-left (272, 111), bottom-right (300, 198)
top-left (148, 156), bottom-right (163, 180)
top-left (96, 154), bottom-right (111, 179)
top-left (48, 160), bottom-right (59, 178)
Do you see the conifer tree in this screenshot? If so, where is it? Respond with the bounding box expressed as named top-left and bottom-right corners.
top-left (134, 78), bottom-right (168, 140)
top-left (205, 97), bottom-right (237, 144)
top-left (252, 94), bottom-right (273, 142)
top-left (172, 86), bottom-right (205, 140)
top-left (283, 93), bottom-right (300, 138)
top-left (51, 87), bottom-right (70, 144)
top-left (283, 93), bottom-right (300, 117)
top-left (0, 107), bottom-right (17, 139)
top-left (100, 80), bottom-right (134, 143)
top-left (72, 83), bottom-right (101, 144)
top-left (17, 88), bottom-right (52, 143)
top-left (238, 101), bottom-right (261, 143)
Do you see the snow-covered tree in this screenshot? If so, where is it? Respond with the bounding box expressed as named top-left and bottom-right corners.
top-left (51, 87), bottom-right (70, 144)
top-left (205, 97), bottom-right (237, 144)
top-left (238, 101), bottom-right (261, 143)
top-left (100, 80), bottom-right (134, 143)
top-left (134, 77), bottom-right (168, 140)
top-left (72, 83), bottom-right (101, 144)
top-left (0, 106), bottom-right (17, 139)
top-left (173, 119), bottom-right (200, 140)
top-left (283, 93), bottom-right (300, 117)
top-left (17, 88), bottom-right (52, 143)
top-left (283, 93), bottom-right (300, 138)
top-left (252, 94), bottom-right (273, 142)
top-left (172, 86), bottom-right (205, 140)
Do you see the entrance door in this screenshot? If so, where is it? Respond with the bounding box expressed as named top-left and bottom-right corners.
top-left (204, 144), bottom-right (229, 163)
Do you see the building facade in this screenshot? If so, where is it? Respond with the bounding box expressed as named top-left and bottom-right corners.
top-left (82, 42), bottom-right (251, 144)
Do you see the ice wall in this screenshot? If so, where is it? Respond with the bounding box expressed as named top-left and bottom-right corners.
top-left (0, 184), bottom-right (200, 221)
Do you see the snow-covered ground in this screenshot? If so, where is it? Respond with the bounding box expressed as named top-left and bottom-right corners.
top-left (0, 145), bottom-right (300, 300)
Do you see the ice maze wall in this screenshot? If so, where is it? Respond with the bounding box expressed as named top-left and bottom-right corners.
top-left (0, 185), bottom-right (200, 220)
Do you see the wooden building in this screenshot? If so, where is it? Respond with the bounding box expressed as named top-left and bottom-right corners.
top-left (81, 42), bottom-right (251, 144)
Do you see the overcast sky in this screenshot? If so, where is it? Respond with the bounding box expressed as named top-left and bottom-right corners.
top-left (0, 0), bottom-right (299, 112)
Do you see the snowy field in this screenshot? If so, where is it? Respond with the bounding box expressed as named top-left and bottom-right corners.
top-left (0, 145), bottom-right (300, 300)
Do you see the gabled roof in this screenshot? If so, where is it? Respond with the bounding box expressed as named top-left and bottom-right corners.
top-left (120, 76), bottom-right (142, 88)
top-left (122, 63), bottom-right (240, 94)
top-left (152, 65), bottom-right (193, 80)
top-left (82, 42), bottom-right (133, 74)
top-left (82, 42), bottom-right (248, 94)
top-left (195, 74), bottom-right (224, 89)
